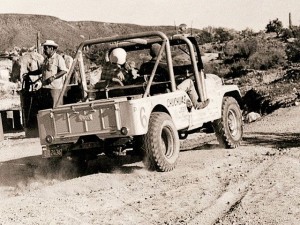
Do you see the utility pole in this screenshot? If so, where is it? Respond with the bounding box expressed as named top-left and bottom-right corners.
top-left (37, 32), bottom-right (41, 54)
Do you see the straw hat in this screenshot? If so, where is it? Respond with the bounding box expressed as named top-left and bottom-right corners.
top-left (42, 40), bottom-right (59, 47)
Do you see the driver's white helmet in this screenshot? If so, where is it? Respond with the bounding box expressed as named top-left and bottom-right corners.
top-left (109, 48), bottom-right (127, 65)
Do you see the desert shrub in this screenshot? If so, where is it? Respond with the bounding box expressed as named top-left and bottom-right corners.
top-left (248, 47), bottom-right (286, 70)
top-left (84, 45), bottom-right (107, 66)
top-left (196, 27), bottom-right (235, 45)
top-left (230, 59), bottom-right (248, 72)
top-left (224, 36), bottom-right (286, 73)
top-left (214, 28), bottom-right (234, 43)
top-left (286, 39), bottom-right (300, 62)
top-left (292, 26), bottom-right (300, 39)
top-left (240, 28), bottom-right (255, 38)
top-left (224, 38), bottom-right (258, 59)
top-left (223, 60), bottom-right (250, 78)
top-left (196, 30), bottom-right (214, 45)
top-left (281, 28), bottom-right (294, 40)
top-left (266, 18), bottom-right (283, 36)
top-left (204, 61), bottom-right (230, 77)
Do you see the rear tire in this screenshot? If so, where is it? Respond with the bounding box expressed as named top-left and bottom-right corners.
top-left (142, 112), bottom-right (180, 172)
top-left (213, 97), bottom-right (243, 148)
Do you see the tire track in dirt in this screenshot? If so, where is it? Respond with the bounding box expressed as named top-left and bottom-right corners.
top-left (92, 147), bottom-right (268, 224)
top-left (218, 153), bottom-right (300, 225)
top-left (187, 158), bottom-right (274, 225)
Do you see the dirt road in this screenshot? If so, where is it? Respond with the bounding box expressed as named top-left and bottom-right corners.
top-left (0, 105), bottom-right (300, 225)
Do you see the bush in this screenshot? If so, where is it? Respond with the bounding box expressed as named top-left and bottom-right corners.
top-left (286, 39), bottom-right (300, 62)
top-left (196, 30), bottom-right (214, 45)
top-left (214, 28), bottom-right (234, 43)
top-left (224, 38), bottom-right (258, 59)
top-left (281, 28), bottom-right (294, 40)
top-left (292, 26), bottom-right (300, 39)
top-left (84, 45), bottom-right (107, 66)
top-left (196, 27), bottom-right (236, 45)
top-left (266, 18), bottom-right (283, 36)
top-left (204, 61), bottom-right (230, 77)
top-left (249, 47), bottom-right (286, 70)
top-left (224, 36), bottom-right (286, 73)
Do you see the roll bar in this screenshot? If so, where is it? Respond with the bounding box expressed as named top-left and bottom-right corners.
top-left (55, 31), bottom-right (208, 107)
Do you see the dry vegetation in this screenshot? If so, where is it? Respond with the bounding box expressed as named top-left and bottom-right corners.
top-left (1, 14), bottom-right (300, 115)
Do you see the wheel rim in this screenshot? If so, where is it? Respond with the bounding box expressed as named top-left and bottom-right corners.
top-left (227, 109), bottom-right (239, 138)
top-left (161, 126), bottom-right (174, 159)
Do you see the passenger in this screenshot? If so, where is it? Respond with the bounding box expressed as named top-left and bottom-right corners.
top-left (101, 48), bottom-right (139, 85)
top-left (26, 40), bottom-right (67, 108)
top-left (140, 43), bottom-right (205, 109)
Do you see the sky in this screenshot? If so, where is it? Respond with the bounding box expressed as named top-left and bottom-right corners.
top-left (1, 0), bottom-right (300, 31)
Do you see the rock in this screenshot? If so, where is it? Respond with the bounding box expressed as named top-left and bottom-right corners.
top-left (245, 112), bottom-right (261, 123)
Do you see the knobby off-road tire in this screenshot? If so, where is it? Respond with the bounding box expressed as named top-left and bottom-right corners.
top-left (142, 112), bottom-right (180, 172)
top-left (213, 97), bottom-right (243, 148)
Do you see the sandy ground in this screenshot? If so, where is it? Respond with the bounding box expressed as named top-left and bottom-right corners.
top-left (0, 105), bottom-right (300, 225)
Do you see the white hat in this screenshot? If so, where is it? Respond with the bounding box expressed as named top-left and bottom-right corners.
top-left (42, 40), bottom-right (59, 47)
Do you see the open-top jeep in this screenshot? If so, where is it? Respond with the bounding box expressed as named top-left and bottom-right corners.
top-left (37, 31), bottom-right (243, 172)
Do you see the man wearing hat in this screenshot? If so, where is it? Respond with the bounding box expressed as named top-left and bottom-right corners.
top-left (139, 43), bottom-right (168, 78)
top-left (27, 40), bottom-right (67, 109)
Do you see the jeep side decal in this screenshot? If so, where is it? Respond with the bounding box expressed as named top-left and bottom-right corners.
top-left (167, 95), bottom-right (186, 107)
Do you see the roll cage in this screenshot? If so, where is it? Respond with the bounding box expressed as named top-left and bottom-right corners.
top-left (57, 31), bottom-right (208, 107)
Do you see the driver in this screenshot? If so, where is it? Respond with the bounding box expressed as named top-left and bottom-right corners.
top-left (140, 43), bottom-right (205, 109)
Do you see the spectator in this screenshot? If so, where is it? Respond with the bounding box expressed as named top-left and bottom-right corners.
top-left (26, 40), bottom-right (67, 108)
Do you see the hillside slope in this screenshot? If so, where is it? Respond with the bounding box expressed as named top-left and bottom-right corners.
top-left (0, 14), bottom-right (175, 51)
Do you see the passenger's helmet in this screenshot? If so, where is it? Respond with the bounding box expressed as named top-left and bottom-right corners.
top-left (109, 48), bottom-right (127, 65)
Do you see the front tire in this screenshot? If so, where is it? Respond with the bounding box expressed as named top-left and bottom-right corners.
top-left (142, 112), bottom-right (180, 172)
top-left (213, 97), bottom-right (243, 148)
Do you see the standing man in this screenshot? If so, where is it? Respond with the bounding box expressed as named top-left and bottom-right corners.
top-left (28, 40), bottom-right (67, 109)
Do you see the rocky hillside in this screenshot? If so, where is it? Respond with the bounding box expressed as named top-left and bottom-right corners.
top-left (0, 14), bottom-right (176, 51)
